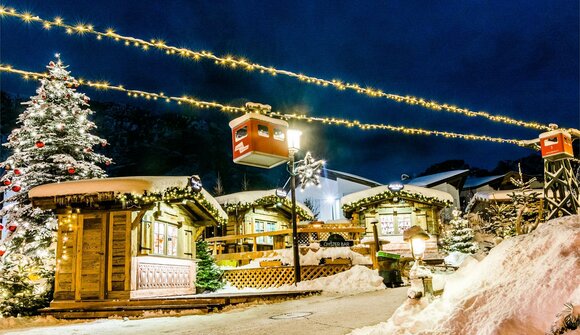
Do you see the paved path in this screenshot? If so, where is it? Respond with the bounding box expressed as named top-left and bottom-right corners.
top-left (4, 287), bottom-right (407, 335)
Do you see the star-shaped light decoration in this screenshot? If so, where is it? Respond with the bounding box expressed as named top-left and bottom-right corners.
top-left (295, 152), bottom-right (325, 189)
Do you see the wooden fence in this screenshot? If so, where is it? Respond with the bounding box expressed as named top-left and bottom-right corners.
top-left (222, 265), bottom-right (353, 289)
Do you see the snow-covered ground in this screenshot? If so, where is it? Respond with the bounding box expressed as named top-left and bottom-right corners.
top-left (350, 215), bottom-right (580, 335)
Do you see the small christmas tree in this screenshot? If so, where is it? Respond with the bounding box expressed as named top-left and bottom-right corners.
top-left (195, 240), bottom-right (224, 292)
top-left (508, 164), bottom-right (543, 234)
top-left (445, 209), bottom-right (478, 254)
top-left (0, 55), bottom-right (111, 316)
top-left (480, 202), bottom-right (517, 238)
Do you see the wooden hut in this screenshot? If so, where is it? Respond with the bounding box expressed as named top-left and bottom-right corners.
top-left (341, 184), bottom-right (453, 257)
top-left (214, 190), bottom-right (314, 252)
top-left (28, 176), bottom-right (227, 307)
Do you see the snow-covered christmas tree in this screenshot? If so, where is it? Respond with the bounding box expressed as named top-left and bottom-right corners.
top-left (445, 209), bottom-right (478, 254)
top-left (195, 240), bottom-right (224, 292)
top-left (0, 55), bottom-right (111, 316)
top-left (509, 164), bottom-right (543, 234)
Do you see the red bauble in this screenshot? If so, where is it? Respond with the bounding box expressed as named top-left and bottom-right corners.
top-left (105, 161), bottom-right (111, 166)
top-left (14, 169), bottom-right (21, 175)
top-left (101, 141), bottom-right (107, 147)
top-left (11, 185), bottom-right (21, 192)
top-left (8, 224), bottom-right (17, 232)
top-left (0, 250), bottom-right (5, 257)
top-left (66, 94), bottom-right (71, 99)
top-left (35, 141), bottom-right (45, 148)
top-left (3, 179), bottom-right (11, 186)
top-left (67, 167), bottom-right (76, 174)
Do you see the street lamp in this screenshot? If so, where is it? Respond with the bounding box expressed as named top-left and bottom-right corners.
top-left (403, 225), bottom-right (432, 299)
top-left (287, 128), bottom-right (302, 284)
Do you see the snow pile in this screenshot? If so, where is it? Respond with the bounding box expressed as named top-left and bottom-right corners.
top-left (230, 247), bottom-right (371, 269)
top-left (279, 265), bottom-right (385, 294)
top-left (443, 251), bottom-right (474, 267)
top-left (216, 265), bottom-right (385, 295)
top-left (350, 215), bottom-right (580, 335)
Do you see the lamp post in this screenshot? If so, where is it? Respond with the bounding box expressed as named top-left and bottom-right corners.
top-left (287, 129), bottom-right (302, 284)
top-left (404, 225), bottom-right (432, 299)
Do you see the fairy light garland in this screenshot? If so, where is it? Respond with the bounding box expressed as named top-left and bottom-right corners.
top-left (342, 189), bottom-right (453, 215)
top-left (0, 64), bottom-right (533, 147)
top-left (222, 195), bottom-right (314, 221)
top-left (0, 6), bottom-right (551, 132)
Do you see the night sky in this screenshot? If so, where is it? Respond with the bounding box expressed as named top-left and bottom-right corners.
top-left (1, 0), bottom-right (578, 183)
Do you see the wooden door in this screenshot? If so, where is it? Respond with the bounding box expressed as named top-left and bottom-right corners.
top-left (75, 214), bottom-right (106, 301)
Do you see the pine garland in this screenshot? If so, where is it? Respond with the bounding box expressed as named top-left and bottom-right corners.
top-left (222, 195), bottom-right (314, 221)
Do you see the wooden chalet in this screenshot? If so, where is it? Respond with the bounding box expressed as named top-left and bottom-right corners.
top-left (341, 184), bottom-right (453, 257)
top-left (213, 190), bottom-right (314, 253)
top-left (28, 176), bottom-right (228, 310)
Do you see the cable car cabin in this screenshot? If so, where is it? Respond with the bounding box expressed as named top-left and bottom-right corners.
top-left (540, 130), bottom-right (574, 160)
top-left (229, 113), bottom-right (289, 169)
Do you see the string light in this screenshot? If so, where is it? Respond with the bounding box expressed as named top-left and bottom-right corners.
top-left (0, 64), bottom-right (532, 147)
top-left (0, 6), bottom-right (552, 131)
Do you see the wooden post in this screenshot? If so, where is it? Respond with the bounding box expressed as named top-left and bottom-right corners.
top-left (253, 236), bottom-right (258, 252)
top-left (544, 159), bottom-right (579, 220)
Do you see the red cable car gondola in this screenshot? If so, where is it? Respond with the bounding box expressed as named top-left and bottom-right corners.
top-left (229, 103), bottom-right (289, 169)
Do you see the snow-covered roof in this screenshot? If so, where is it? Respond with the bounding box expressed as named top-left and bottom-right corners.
top-left (323, 169), bottom-right (382, 187)
top-left (341, 184), bottom-right (454, 208)
top-left (215, 189), bottom-right (314, 218)
top-left (463, 175), bottom-right (506, 189)
top-left (28, 176), bottom-right (227, 222)
top-left (228, 113), bottom-right (289, 129)
top-left (472, 189), bottom-right (544, 202)
top-left (407, 170), bottom-right (469, 187)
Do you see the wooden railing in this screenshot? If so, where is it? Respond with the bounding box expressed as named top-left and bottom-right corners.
top-left (205, 225), bottom-right (366, 256)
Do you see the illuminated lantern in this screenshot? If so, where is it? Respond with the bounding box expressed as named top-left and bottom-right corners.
top-left (229, 112), bottom-right (289, 169)
top-left (539, 130), bottom-right (573, 160)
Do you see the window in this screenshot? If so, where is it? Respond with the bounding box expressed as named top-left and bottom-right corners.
top-left (167, 225), bottom-right (178, 256)
top-left (255, 219), bottom-right (276, 244)
top-left (184, 230), bottom-right (193, 255)
top-left (397, 214), bottom-right (412, 233)
top-left (153, 221), bottom-right (179, 256)
top-left (154, 221), bottom-right (165, 254)
top-left (379, 213), bottom-right (413, 235)
top-left (380, 215), bottom-right (395, 235)
top-left (258, 124), bottom-right (269, 137)
top-left (235, 126), bottom-right (248, 141)
top-left (273, 128), bottom-right (285, 141)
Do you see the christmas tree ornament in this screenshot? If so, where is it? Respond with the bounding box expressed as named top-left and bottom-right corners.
top-left (7, 223), bottom-right (17, 232)
top-left (101, 140), bottom-right (107, 147)
top-left (14, 169), bottom-right (21, 175)
top-left (67, 166), bottom-right (76, 174)
top-left (35, 141), bottom-right (45, 148)
top-left (0, 247), bottom-right (6, 257)
top-left (4, 163), bottom-right (11, 170)
top-left (105, 160), bottom-right (111, 166)
top-left (11, 185), bottom-right (21, 192)
top-left (3, 179), bottom-right (11, 186)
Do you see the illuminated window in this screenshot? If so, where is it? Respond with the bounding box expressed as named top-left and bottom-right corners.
top-left (153, 221), bottom-right (179, 256)
top-left (379, 215), bottom-right (395, 235)
top-left (397, 214), bottom-right (412, 233)
top-left (154, 221), bottom-right (165, 254)
top-left (255, 219), bottom-right (276, 244)
top-left (258, 124), bottom-right (269, 137)
top-left (235, 126), bottom-right (248, 141)
top-left (167, 225), bottom-right (178, 256)
top-left (273, 128), bottom-right (285, 141)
